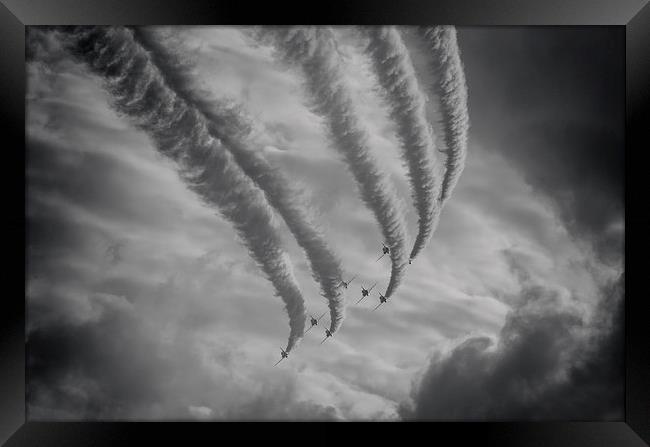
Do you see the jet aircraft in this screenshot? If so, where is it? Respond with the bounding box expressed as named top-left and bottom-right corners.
top-left (337, 274), bottom-right (357, 289)
top-left (274, 348), bottom-right (289, 366)
top-left (320, 328), bottom-right (333, 345)
top-left (356, 282), bottom-right (377, 304)
top-left (306, 312), bottom-right (327, 333)
top-left (373, 293), bottom-right (389, 311)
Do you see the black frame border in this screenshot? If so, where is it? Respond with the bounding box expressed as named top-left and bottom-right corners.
top-left (2, 1), bottom-right (649, 445)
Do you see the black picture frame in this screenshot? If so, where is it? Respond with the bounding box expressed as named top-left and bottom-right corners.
top-left (2, 1), bottom-right (648, 445)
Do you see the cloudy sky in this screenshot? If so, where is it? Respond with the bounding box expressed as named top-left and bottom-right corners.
top-left (25, 26), bottom-right (624, 421)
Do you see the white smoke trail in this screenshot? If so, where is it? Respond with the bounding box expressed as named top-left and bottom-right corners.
top-left (256, 27), bottom-right (409, 298)
top-left (132, 28), bottom-right (347, 334)
top-left (65, 26), bottom-right (306, 351)
top-left (415, 26), bottom-right (469, 205)
top-left (362, 26), bottom-right (442, 262)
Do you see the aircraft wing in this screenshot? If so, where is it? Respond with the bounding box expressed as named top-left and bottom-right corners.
top-left (318, 312), bottom-right (327, 321)
top-left (356, 295), bottom-right (366, 305)
top-left (305, 325), bottom-right (313, 333)
top-left (373, 303), bottom-right (382, 311)
top-left (368, 282), bottom-right (377, 292)
top-left (375, 253), bottom-right (385, 262)
top-left (274, 358), bottom-right (284, 367)
top-left (320, 337), bottom-right (328, 345)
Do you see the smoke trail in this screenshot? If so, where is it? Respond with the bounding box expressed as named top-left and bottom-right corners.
top-left (256, 27), bottom-right (409, 298)
top-left (362, 26), bottom-right (441, 261)
top-left (131, 28), bottom-right (346, 334)
top-left (64, 26), bottom-right (306, 351)
top-left (416, 26), bottom-right (469, 205)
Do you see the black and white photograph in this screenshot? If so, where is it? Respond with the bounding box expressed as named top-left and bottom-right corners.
top-left (25, 25), bottom-right (624, 421)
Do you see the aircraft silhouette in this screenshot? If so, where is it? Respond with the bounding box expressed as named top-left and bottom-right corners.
top-left (375, 243), bottom-right (390, 262)
top-left (305, 312), bottom-right (327, 333)
top-left (274, 348), bottom-right (289, 366)
top-left (320, 327), bottom-right (333, 345)
top-left (337, 274), bottom-right (357, 289)
top-left (356, 282), bottom-right (377, 304)
top-left (373, 293), bottom-right (389, 311)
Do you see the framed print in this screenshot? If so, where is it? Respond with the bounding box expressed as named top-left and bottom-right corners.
top-left (2, 0), bottom-right (649, 445)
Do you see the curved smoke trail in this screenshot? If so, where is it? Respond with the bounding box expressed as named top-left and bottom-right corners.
top-left (362, 26), bottom-right (441, 262)
top-left (257, 27), bottom-right (409, 298)
top-left (416, 26), bottom-right (469, 205)
top-left (65, 26), bottom-right (306, 351)
top-left (131, 28), bottom-right (346, 334)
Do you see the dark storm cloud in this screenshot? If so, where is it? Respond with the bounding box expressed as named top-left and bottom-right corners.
top-left (402, 252), bottom-right (624, 420)
top-left (27, 289), bottom-right (342, 420)
top-left (27, 293), bottom-right (167, 418)
top-left (402, 31), bottom-right (626, 419)
top-left (456, 27), bottom-right (624, 263)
